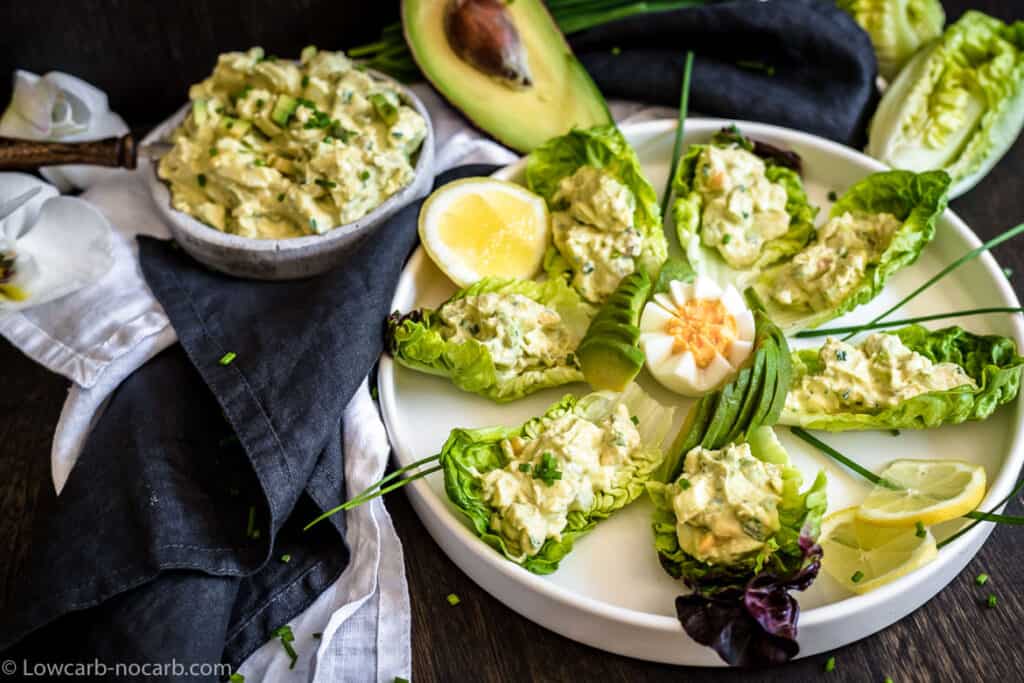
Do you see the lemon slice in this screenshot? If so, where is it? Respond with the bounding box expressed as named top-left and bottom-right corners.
top-left (855, 459), bottom-right (986, 527)
top-left (418, 177), bottom-right (549, 287)
top-left (820, 508), bottom-right (938, 594)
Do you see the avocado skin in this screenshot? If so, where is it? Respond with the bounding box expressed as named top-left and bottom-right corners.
top-left (577, 271), bottom-right (652, 391)
top-left (402, 0), bottom-right (611, 152)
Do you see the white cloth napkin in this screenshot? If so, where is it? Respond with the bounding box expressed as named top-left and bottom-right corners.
top-left (0, 71), bottom-right (668, 681)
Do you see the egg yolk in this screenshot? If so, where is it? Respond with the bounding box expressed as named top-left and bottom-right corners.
top-left (664, 298), bottom-right (738, 368)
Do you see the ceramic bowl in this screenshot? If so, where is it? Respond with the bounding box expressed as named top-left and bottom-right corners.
top-left (143, 71), bottom-right (434, 280)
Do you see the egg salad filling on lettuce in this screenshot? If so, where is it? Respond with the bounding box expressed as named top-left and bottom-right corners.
top-left (442, 384), bottom-right (675, 573)
top-left (159, 46), bottom-right (426, 239)
top-left (525, 125), bottom-right (668, 304)
top-left (781, 325), bottom-right (1024, 431)
top-left (387, 277), bottom-right (593, 402)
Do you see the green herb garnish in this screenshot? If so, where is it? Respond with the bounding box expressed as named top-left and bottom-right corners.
top-left (359, 170), bottom-right (370, 182)
top-left (219, 352), bottom-right (237, 366)
top-left (446, 593), bottom-right (461, 606)
top-left (533, 452), bottom-right (562, 485)
top-left (660, 51), bottom-right (695, 219)
top-left (518, 463), bottom-right (531, 473)
top-left (851, 570), bottom-right (864, 583)
top-left (230, 674), bottom-right (244, 683)
top-left (976, 573), bottom-right (989, 586)
top-left (915, 521), bottom-right (926, 538)
top-left (271, 624), bottom-right (298, 669)
top-left (824, 656), bottom-right (836, 672)
top-left (827, 190), bottom-right (838, 202)
top-left (315, 179), bottom-right (337, 190)
top-left (986, 594), bottom-right (997, 608)
top-left (630, 415), bottom-right (640, 425)
top-left (281, 554), bottom-right (292, 563)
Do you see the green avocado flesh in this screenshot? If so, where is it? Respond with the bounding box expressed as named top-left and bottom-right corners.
top-left (578, 271), bottom-right (652, 391)
top-left (402, 0), bottom-right (612, 152)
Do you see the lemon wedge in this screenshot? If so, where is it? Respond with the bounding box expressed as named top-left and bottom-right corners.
top-left (820, 508), bottom-right (938, 594)
top-left (418, 177), bottom-right (549, 287)
top-left (856, 459), bottom-right (987, 527)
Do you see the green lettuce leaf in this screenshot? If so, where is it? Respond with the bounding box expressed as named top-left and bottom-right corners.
top-left (387, 277), bottom-right (592, 402)
top-left (647, 427), bottom-right (828, 590)
top-left (524, 124), bottom-right (668, 286)
top-left (867, 11), bottom-right (1024, 198)
top-left (755, 169), bottom-right (951, 331)
top-left (672, 128), bottom-right (817, 291)
top-left (837, 0), bottom-right (946, 81)
top-left (442, 384), bottom-right (676, 574)
top-left (780, 324), bottom-right (1024, 430)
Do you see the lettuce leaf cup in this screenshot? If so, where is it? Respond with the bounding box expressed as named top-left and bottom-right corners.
top-left (781, 324), bottom-right (1024, 431)
top-left (754, 169), bottom-right (951, 332)
top-left (386, 276), bottom-right (593, 402)
top-left (525, 124), bottom-right (668, 304)
top-left (442, 383), bottom-right (676, 574)
top-left (672, 127), bottom-right (817, 290)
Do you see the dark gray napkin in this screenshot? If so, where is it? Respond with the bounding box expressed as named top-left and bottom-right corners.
top-left (0, 164), bottom-right (496, 679)
top-left (570, 0), bottom-right (878, 147)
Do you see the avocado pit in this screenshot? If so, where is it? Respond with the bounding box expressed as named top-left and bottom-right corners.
top-left (444, 0), bottom-right (533, 89)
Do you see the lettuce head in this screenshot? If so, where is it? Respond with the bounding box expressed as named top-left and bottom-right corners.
top-left (781, 324), bottom-right (1024, 430)
top-left (441, 383), bottom-right (676, 574)
top-left (386, 277), bottom-right (593, 402)
top-left (867, 11), bottom-right (1024, 198)
top-left (838, 0), bottom-right (946, 80)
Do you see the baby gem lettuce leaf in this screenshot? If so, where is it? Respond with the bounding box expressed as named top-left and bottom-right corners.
top-left (648, 427), bottom-right (827, 666)
top-left (386, 277), bottom-right (592, 403)
top-left (867, 11), bottom-right (1024, 198)
top-left (442, 384), bottom-right (676, 574)
top-left (756, 169), bottom-right (951, 332)
top-left (672, 127), bottom-right (817, 291)
top-left (524, 124), bottom-right (668, 280)
top-left (781, 324), bottom-right (1024, 430)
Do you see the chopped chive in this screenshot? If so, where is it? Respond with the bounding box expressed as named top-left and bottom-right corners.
top-left (230, 674), bottom-right (245, 683)
top-left (197, 173), bottom-right (207, 187)
top-left (915, 521), bottom-right (926, 538)
top-left (890, 429), bottom-right (900, 436)
top-left (630, 415), bottom-right (640, 425)
top-left (827, 190), bottom-right (838, 201)
top-left (277, 193), bottom-right (286, 202)
top-left (518, 463), bottom-right (531, 473)
top-left (446, 593), bottom-right (461, 606)
top-left (271, 625), bottom-right (298, 669)
top-left (370, 385), bottom-right (379, 400)
top-left (359, 170), bottom-right (370, 182)
top-left (824, 656), bottom-right (836, 672)
top-left (219, 351), bottom-right (237, 366)
top-left (301, 75), bottom-right (310, 88)
top-left (851, 570), bottom-right (864, 583)
top-left (884, 678), bottom-right (894, 683)
top-left (679, 478), bottom-right (691, 490)
top-left (281, 554), bottom-right (292, 563)
top-left (315, 178), bottom-right (337, 189)
top-left (253, 158), bottom-right (267, 167)
top-left (611, 46), bottom-right (621, 55)
top-left (976, 573), bottom-right (989, 586)
top-left (1003, 267), bottom-right (1013, 280)
top-left (309, 218), bottom-right (318, 231)
top-left (660, 51), bottom-right (694, 219)
top-left (394, 678), bottom-right (409, 683)
top-left (986, 594), bottom-right (997, 608)
top-left (209, 147), bottom-right (218, 157)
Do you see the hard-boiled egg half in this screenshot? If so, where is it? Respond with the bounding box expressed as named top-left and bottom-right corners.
top-left (639, 275), bottom-right (754, 396)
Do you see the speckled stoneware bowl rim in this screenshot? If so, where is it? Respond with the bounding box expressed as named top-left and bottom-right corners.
top-left (142, 68), bottom-right (434, 254)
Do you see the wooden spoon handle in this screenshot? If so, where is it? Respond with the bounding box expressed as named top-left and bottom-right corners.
top-left (0, 134), bottom-right (137, 171)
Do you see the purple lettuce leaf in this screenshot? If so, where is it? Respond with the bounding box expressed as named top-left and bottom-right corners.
top-left (675, 534), bottom-right (823, 667)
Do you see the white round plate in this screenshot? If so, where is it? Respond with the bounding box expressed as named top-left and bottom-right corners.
top-left (378, 119), bottom-right (1024, 665)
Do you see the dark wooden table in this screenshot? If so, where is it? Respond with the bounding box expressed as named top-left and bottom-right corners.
top-left (3, 2), bottom-right (1024, 681)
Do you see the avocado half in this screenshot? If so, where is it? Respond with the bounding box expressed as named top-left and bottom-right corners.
top-left (402, 0), bottom-right (612, 152)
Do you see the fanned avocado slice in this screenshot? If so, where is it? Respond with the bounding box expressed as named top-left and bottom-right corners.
top-left (701, 368), bottom-right (746, 450)
top-left (578, 271), bottom-right (652, 391)
top-left (402, 0), bottom-right (611, 152)
top-left (722, 347), bottom-right (767, 445)
top-left (660, 393), bottom-right (717, 483)
top-left (763, 325), bottom-right (793, 426)
top-left (746, 336), bottom-right (780, 440)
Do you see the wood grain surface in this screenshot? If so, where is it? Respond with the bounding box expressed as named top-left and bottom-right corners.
top-left (1, 1), bottom-right (1023, 681)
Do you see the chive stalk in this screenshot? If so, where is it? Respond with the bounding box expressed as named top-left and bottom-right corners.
top-left (795, 307), bottom-right (1024, 338)
top-left (840, 222), bottom-right (1024, 341)
top-left (660, 51), bottom-right (694, 220)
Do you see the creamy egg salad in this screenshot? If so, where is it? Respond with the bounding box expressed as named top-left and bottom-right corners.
top-left (670, 442), bottom-right (784, 565)
top-left (480, 403), bottom-right (641, 557)
top-left (786, 333), bottom-right (976, 414)
top-left (438, 293), bottom-right (579, 382)
top-left (769, 211), bottom-right (902, 310)
top-left (551, 166), bottom-right (643, 303)
top-left (158, 46), bottom-right (427, 239)
top-left (694, 145), bottom-right (791, 269)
